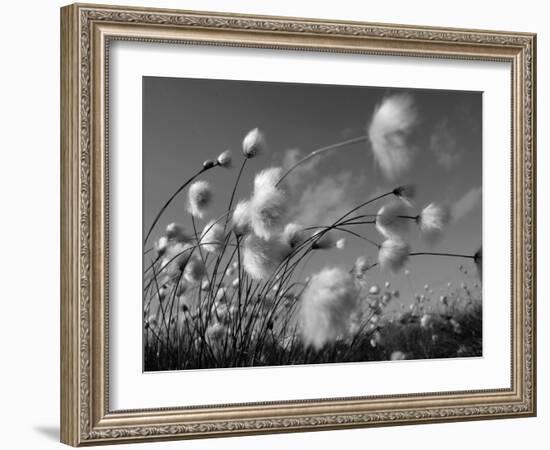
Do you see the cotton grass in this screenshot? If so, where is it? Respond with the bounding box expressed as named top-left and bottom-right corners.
top-left (160, 242), bottom-right (192, 276)
top-left (353, 256), bottom-right (372, 279)
top-left (418, 203), bottom-right (451, 242)
top-left (242, 234), bottom-right (291, 280)
top-left (283, 223), bottom-right (304, 249)
top-left (242, 128), bottom-right (266, 158)
top-left (187, 180), bottom-right (212, 219)
top-left (183, 256), bottom-right (206, 284)
top-left (249, 168), bottom-right (288, 239)
top-left (300, 267), bottom-right (359, 350)
top-left (378, 239), bottom-right (410, 274)
top-left (311, 230), bottom-right (341, 250)
top-left (216, 150), bottom-right (232, 168)
top-left (376, 201), bottom-right (411, 239)
top-left (155, 236), bottom-right (168, 256)
top-left (368, 93), bottom-right (418, 180)
top-left (231, 200), bottom-right (251, 235)
top-left (166, 222), bottom-right (192, 243)
top-left (200, 220), bottom-right (225, 253)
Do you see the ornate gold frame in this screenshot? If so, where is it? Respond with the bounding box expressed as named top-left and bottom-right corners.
top-left (60, 3), bottom-right (536, 446)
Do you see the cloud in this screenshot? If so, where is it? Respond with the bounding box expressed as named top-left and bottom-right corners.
top-left (367, 93), bottom-right (418, 181)
top-left (452, 186), bottom-right (482, 222)
top-left (288, 171), bottom-right (365, 227)
top-left (430, 119), bottom-right (462, 169)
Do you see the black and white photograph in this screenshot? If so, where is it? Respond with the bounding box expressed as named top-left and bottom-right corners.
top-left (142, 77), bottom-right (483, 371)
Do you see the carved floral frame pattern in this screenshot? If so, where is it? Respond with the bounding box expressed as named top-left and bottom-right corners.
top-left (60, 3), bottom-right (536, 446)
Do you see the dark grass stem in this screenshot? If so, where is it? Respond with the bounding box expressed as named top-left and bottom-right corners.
top-left (224, 158), bottom-right (248, 230)
top-left (410, 252), bottom-right (475, 259)
top-left (276, 135), bottom-right (368, 187)
top-left (144, 165), bottom-right (212, 247)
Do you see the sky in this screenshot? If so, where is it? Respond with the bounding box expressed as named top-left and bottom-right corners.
top-left (143, 76), bottom-right (482, 310)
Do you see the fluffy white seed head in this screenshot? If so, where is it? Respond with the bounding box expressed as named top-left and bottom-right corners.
top-left (254, 167), bottom-right (282, 192)
top-left (145, 314), bottom-right (158, 330)
top-left (368, 94), bottom-right (418, 180)
top-left (214, 287), bottom-right (227, 304)
top-left (231, 199), bottom-right (251, 235)
top-left (225, 265), bottom-right (236, 278)
top-left (369, 284), bottom-right (380, 295)
top-left (160, 242), bottom-right (193, 276)
top-left (216, 150), bottom-right (232, 168)
top-left (187, 180), bottom-right (212, 219)
top-left (200, 220), bottom-right (225, 253)
top-left (166, 222), bottom-right (192, 243)
top-left (283, 223), bottom-right (304, 249)
top-left (391, 350), bottom-right (407, 361)
top-left (250, 189), bottom-right (287, 240)
top-left (183, 256), bottom-right (206, 284)
top-left (155, 236), bottom-right (169, 256)
top-left (353, 256), bottom-right (372, 279)
top-left (420, 313), bottom-right (433, 329)
top-left (300, 267), bottom-right (359, 350)
top-left (249, 168), bottom-right (287, 240)
top-left (418, 203), bottom-right (451, 242)
top-left (378, 239), bottom-right (410, 274)
top-left (376, 201), bottom-right (411, 239)
top-left (242, 128), bottom-right (266, 158)
top-left (242, 234), bottom-right (291, 280)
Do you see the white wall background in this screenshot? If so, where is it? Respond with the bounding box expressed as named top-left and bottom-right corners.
top-left (0, 1), bottom-right (545, 448)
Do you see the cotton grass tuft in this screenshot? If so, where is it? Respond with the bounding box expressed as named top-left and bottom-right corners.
top-left (300, 267), bottom-right (359, 350)
top-left (418, 203), bottom-right (451, 242)
top-left (242, 128), bottom-right (266, 158)
top-left (242, 234), bottom-right (291, 280)
top-left (249, 168), bottom-right (288, 240)
top-left (200, 220), bottom-right (225, 253)
top-left (378, 239), bottom-right (410, 274)
top-left (368, 94), bottom-right (418, 180)
top-left (376, 201), bottom-right (411, 239)
top-left (187, 180), bottom-right (212, 219)
top-left (231, 200), bottom-right (251, 235)
top-left (166, 222), bottom-right (192, 243)
top-left (216, 150), bottom-right (232, 168)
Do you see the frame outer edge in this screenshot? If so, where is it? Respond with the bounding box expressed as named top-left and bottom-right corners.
top-left (61, 4), bottom-right (81, 447)
top-left (61, 2), bottom-right (537, 445)
top-left (528, 33), bottom-right (536, 416)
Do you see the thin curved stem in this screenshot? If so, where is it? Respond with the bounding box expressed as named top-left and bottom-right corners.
top-left (333, 191), bottom-right (393, 226)
top-left (331, 226), bottom-right (380, 248)
top-left (410, 252), bottom-right (474, 259)
top-left (398, 215), bottom-right (419, 220)
top-left (276, 135), bottom-right (368, 187)
top-left (224, 158), bottom-right (247, 230)
top-left (333, 220), bottom-right (376, 226)
top-left (144, 166), bottom-right (211, 246)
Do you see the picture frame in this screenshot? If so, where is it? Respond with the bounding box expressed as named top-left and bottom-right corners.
top-left (60, 2), bottom-right (536, 446)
